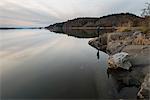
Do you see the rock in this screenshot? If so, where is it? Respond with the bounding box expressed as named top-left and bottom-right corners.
top-left (107, 41), bottom-right (126, 54)
top-left (107, 45), bottom-right (150, 69)
top-left (88, 37), bottom-right (101, 50)
top-left (137, 73), bottom-right (150, 99)
top-left (107, 65), bottom-right (150, 95)
top-left (122, 45), bottom-right (150, 66)
top-left (89, 31), bottom-right (150, 54)
top-left (108, 52), bottom-right (132, 70)
top-left (107, 32), bottom-right (133, 43)
top-left (132, 34), bottom-right (150, 45)
top-left (89, 31), bottom-right (150, 98)
top-left (133, 31), bottom-right (142, 36)
top-left (88, 34), bottom-right (107, 51)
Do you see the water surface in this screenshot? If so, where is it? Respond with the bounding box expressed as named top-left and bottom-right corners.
top-left (0, 29), bottom-right (139, 99)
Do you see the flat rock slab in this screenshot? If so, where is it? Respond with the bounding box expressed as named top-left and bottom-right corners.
top-left (122, 45), bottom-right (150, 66)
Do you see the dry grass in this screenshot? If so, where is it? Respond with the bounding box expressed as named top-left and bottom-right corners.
top-left (116, 26), bottom-right (150, 34)
top-left (132, 35), bottom-right (150, 45)
top-left (116, 27), bottom-right (132, 32)
top-left (138, 26), bottom-right (150, 34)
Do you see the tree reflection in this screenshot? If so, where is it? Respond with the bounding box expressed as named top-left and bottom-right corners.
top-left (47, 28), bottom-right (114, 38)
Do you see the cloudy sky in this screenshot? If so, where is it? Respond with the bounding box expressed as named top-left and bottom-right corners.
top-left (0, 0), bottom-right (149, 27)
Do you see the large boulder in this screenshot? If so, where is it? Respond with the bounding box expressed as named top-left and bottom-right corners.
top-left (108, 52), bottom-right (132, 70)
top-left (108, 45), bottom-right (150, 69)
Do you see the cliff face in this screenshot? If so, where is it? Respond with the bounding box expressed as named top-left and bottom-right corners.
top-left (47, 13), bottom-right (145, 31)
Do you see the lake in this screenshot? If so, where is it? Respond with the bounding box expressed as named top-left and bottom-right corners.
top-left (0, 29), bottom-right (139, 99)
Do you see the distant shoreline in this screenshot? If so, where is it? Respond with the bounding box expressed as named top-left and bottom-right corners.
top-left (0, 27), bottom-right (44, 30)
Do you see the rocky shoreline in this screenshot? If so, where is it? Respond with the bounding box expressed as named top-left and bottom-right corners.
top-left (89, 31), bottom-right (150, 99)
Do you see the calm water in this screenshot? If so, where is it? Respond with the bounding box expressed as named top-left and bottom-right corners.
top-left (0, 29), bottom-right (139, 99)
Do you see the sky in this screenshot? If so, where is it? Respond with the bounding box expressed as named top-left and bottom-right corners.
top-left (0, 0), bottom-right (149, 27)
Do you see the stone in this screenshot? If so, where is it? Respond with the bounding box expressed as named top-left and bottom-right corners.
top-left (137, 73), bottom-right (150, 99)
top-left (107, 65), bottom-right (150, 95)
top-left (88, 34), bottom-right (107, 51)
top-left (122, 45), bottom-right (150, 66)
top-left (107, 41), bottom-right (126, 54)
top-left (133, 31), bottom-right (142, 36)
top-left (108, 52), bottom-right (132, 70)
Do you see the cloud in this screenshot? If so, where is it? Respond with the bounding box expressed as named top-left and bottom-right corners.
top-left (0, 0), bottom-right (149, 27)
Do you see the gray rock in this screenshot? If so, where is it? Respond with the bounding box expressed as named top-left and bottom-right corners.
top-left (88, 34), bottom-right (107, 51)
top-left (122, 45), bottom-right (150, 66)
top-left (137, 73), bottom-right (150, 99)
top-left (107, 65), bottom-right (149, 96)
top-left (108, 52), bottom-right (132, 70)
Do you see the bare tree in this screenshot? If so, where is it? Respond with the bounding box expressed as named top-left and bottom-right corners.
top-left (141, 2), bottom-right (150, 17)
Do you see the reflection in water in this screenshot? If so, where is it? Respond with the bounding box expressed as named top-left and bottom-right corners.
top-left (97, 50), bottom-right (100, 60)
top-left (0, 29), bottom-right (144, 99)
top-left (48, 28), bottom-right (115, 38)
top-left (1, 29), bottom-right (109, 99)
